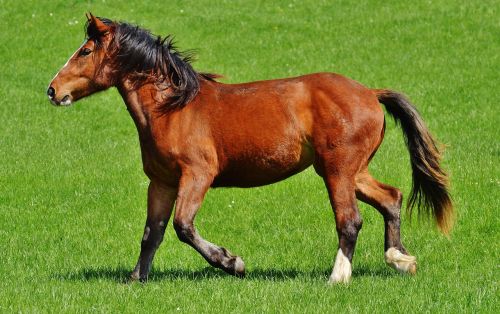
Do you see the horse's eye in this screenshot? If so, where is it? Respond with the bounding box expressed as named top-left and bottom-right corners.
top-left (80, 48), bottom-right (92, 56)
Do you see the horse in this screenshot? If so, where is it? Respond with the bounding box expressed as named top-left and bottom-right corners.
top-left (47, 13), bottom-right (453, 284)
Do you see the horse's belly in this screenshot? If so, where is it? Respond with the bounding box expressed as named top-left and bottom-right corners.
top-left (212, 141), bottom-right (314, 188)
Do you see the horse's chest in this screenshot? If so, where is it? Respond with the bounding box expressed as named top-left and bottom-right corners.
top-left (139, 133), bottom-right (181, 184)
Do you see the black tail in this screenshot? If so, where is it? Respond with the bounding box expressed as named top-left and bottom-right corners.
top-left (376, 89), bottom-right (453, 234)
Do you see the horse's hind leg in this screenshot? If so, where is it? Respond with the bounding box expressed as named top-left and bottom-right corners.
top-left (172, 170), bottom-right (245, 277)
top-left (355, 170), bottom-right (417, 274)
top-left (315, 151), bottom-right (363, 284)
top-left (325, 174), bottom-right (362, 284)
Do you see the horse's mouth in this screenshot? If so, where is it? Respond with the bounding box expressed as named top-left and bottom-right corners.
top-left (60, 95), bottom-right (72, 106)
top-left (50, 94), bottom-right (72, 106)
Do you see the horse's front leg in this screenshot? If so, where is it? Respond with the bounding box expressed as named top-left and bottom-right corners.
top-left (172, 169), bottom-right (245, 277)
top-left (131, 181), bottom-right (177, 282)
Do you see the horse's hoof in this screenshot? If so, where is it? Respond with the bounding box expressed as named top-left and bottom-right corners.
top-left (130, 272), bottom-right (148, 283)
top-left (130, 271), bottom-right (140, 282)
top-left (385, 247), bottom-right (417, 275)
top-left (327, 277), bottom-right (350, 285)
top-left (328, 270), bottom-right (351, 285)
top-left (233, 256), bottom-right (245, 278)
top-left (408, 262), bottom-right (417, 275)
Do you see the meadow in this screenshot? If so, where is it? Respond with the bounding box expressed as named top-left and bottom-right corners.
top-left (0, 0), bottom-right (498, 312)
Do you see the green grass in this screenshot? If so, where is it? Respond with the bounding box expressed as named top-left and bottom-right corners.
top-left (0, 0), bottom-right (498, 312)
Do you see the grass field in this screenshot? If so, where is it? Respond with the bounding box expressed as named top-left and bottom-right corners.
top-left (0, 0), bottom-right (498, 312)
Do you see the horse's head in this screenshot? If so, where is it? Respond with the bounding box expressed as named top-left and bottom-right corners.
top-left (47, 13), bottom-right (116, 106)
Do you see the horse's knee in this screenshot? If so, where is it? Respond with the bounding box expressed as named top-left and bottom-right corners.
top-left (173, 219), bottom-right (194, 243)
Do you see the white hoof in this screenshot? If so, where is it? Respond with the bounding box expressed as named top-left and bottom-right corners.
top-left (328, 249), bottom-right (352, 284)
top-left (130, 263), bottom-right (140, 281)
top-left (385, 247), bottom-right (417, 275)
top-left (234, 256), bottom-right (245, 277)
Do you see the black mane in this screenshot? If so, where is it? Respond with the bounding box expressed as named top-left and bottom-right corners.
top-left (86, 17), bottom-right (218, 110)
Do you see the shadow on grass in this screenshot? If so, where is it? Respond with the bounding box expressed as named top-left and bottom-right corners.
top-left (53, 264), bottom-right (395, 283)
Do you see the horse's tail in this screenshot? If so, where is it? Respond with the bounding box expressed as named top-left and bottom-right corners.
top-left (375, 89), bottom-right (454, 234)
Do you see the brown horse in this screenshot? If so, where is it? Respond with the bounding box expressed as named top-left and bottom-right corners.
top-left (47, 14), bottom-right (453, 283)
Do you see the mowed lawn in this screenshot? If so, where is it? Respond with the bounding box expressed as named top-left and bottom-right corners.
top-left (0, 0), bottom-right (498, 312)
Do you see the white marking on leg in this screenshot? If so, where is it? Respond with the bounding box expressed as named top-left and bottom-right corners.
top-left (142, 226), bottom-right (150, 241)
top-left (328, 248), bottom-right (352, 284)
top-left (385, 247), bottom-right (417, 274)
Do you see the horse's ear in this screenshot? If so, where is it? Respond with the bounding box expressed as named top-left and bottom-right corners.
top-left (86, 12), bottom-right (110, 36)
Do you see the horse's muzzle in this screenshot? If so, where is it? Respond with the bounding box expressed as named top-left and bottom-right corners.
top-left (47, 86), bottom-right (72, 106)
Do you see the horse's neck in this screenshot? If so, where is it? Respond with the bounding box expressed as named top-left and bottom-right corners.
top-left (117, 81), bottom-right (160, 133)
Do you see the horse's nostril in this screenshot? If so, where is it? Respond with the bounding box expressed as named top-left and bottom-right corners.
top-left (47, 86), bottom-right (55, 98)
